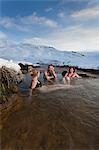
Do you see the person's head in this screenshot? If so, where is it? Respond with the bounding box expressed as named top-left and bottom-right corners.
top-left (28, 66), bottom-right (34, 73)
top-left (48, 64), bottom-right (55, 72)
top-left (30, 69), bottom-right (40, 78)
top-left (68, 67), bottom-right (75, 74)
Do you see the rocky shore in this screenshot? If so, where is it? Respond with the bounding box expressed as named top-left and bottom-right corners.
top-left (0, 66), bottom-right (23, 105)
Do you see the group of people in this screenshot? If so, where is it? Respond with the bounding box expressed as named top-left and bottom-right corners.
top-left (28, 64), bottom-right (81, 92)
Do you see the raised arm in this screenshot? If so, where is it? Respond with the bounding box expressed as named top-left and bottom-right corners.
top-left (52, 70), bottom-right (57, 79)
top-left (44, 71), bottom-right (53, 80)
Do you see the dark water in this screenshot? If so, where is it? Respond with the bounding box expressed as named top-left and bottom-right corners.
top-left (1, 73), bottom-right (99, 149)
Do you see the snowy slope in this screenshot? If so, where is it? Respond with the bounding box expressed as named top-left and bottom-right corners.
top-left (0, 58), bottom-right (21, 72)
top-left (0, 41), bottom-right (99, 69)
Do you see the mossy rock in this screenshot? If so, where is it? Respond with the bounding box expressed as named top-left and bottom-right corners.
top-left (0, 66), bottom-right (22, 104)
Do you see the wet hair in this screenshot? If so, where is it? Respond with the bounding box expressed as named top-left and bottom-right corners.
top-left (47, 64), bottom-right (55, 72)
top-left (28, 66), bottom-right (34, 73)
top-left (68, 67), bottom-right (75, 73)
top-left (48, 64), bottom-right (54, 69)
top-left (62, 71), bottom-right (67, 77)
top-left (30, 69), bottom-right (40, 78)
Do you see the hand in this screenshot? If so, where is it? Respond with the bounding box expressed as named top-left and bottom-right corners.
top-left (52, 71), bottom-right (57, 78)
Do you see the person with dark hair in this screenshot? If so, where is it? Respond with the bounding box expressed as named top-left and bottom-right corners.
top-left (63, 67), bottom-right (81, 84)
top-left (62, 70), bottom-right (67, 77)
top-left (44, 64), bottom-right (57, 82)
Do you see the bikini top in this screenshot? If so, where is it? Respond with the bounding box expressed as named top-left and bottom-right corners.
top-left (67, 73), bottom-right (76, 78)
top-left (44, 71), bottom-right (55, 80)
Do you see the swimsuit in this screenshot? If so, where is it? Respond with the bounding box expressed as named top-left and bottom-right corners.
top-left (44, 71), bottom-right (55, 80)
top-left (67, 73), bottom-right (76, 78)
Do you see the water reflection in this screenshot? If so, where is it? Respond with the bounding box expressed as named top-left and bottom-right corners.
top-left (1, 73), bottom-right (99, 149)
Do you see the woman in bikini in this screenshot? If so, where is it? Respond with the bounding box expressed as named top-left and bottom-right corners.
top-left (63, 67), bottom-right (81, 84)
top-left (29, 68), bottom-right (42, 95)
top-left (44, 64), bottom-right (57, 82)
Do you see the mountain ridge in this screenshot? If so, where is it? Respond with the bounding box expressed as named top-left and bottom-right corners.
top-left (0, 42), bottom-right (99, 69)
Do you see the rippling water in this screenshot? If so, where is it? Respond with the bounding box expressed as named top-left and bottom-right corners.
top-left (1, 73), bottom-right (99, 149)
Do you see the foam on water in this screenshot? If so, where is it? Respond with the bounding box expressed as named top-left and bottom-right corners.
top-left (39, 84), bottom-right (83, 93)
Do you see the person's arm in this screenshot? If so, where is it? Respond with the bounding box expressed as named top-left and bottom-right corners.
top-left (29, 77), bottom-right (38, 96)
top-left (37, 71), bottom-right (40, 78)
top-left (44, 71), bottom-right (53, 80)
top-left (52, 70), bottom-right (57, 79)
top-left (31, 77), bottom-right (38, 89)
top-left (75, 73), bottom-right (81, 78)
top-left (63, 73), bottom-right (68, 84)
top-left (64, 73), bottom-right (68, 78)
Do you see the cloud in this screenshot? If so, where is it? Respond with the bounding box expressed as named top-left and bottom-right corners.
top-left (49, 25), bottom-right (99, 51)
top-left (0, 23), bottom-right (99, 52)
top-left (20, 12), bottom-right (58, 28)
top-left (0, 31), bottom-right (18, 49)
top-left (0, 17), bottom-right (30, 32)
top-left (0, 32), bottom-right (8, 48)
top-left (45, 8), bottom-right (53, 12)
top-left (23, 25), bottom-right (99, 51)
top-left (71, 5), bottom-right (99, 20)
top-left (0, 17), bottom-right (14, 28)
top-left (88, 0), bottom-right (99, 6)
top-left (0, 31), bottom-right (7, 39)
top-left (22, 37), bottom-right (50, 46)
top-left (58, 12), bottom-right (65, 18)
top-left (1, 1), bottom-right (99, 52)
top-left (0, 12), bottom-right (58, 32)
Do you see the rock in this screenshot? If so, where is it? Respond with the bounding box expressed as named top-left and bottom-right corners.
top-left (0, 66), bottom-right (23, 104)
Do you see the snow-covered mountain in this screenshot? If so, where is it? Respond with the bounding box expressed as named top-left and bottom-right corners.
top-left (0, 41), bottom-right (99, 69)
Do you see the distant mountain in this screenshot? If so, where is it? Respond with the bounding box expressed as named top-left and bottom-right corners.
top-left (0, 41), bottom-right (99, 69)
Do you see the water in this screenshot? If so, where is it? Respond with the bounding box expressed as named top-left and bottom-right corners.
top-left (1, 72), bottom-right (99, 149)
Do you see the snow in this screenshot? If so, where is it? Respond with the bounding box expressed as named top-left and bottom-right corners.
top-left (0, 41), bottom-right (99, 69)
top-left (0, 58), bottom-right (21, 72)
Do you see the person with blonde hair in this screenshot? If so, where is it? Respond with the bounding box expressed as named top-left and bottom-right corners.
top-left (29, 68), bottom-right (42, 95)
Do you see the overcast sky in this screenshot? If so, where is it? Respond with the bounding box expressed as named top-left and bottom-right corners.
top-left (0, 0), bottom-right (99, 51)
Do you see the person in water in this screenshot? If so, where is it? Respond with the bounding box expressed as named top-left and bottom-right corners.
top-left (29, 68), bottom-right (42, 95)
top-left (63, 67), bottom-right (81, 84)
top-left (44, 64), bottom-right (57, 82)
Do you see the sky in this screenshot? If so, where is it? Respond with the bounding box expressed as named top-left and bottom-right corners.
top-left (0, 0), bottom-right (99, 51)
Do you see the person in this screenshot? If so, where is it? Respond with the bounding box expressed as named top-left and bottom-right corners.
top-left (29, 68), bottom-right (42, 95)
top-left (44, 64), bottom-right (57, 82)
top-left (63, 67), bottom-right (81, 84)
top-left (62, 70), bottom-right (67, 77)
